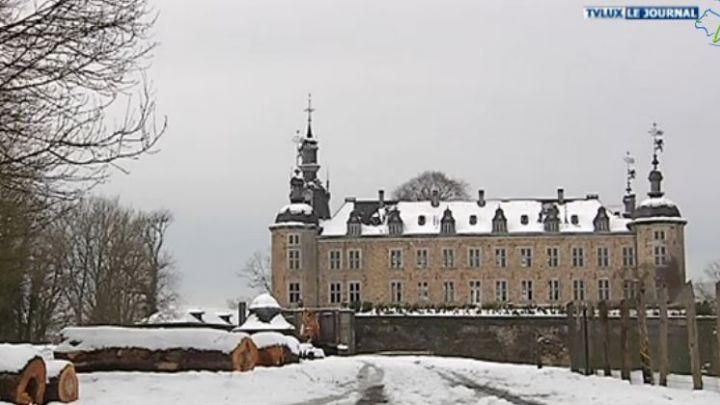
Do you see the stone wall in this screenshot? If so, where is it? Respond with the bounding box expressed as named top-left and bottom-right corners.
top-left (355, 315), bottom-right (719, 375)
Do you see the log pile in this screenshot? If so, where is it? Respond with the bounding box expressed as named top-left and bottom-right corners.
top-left (44, 360), bottom-right (79, 404)
top-left (251, 332), bottom-right (300, 367)
top-left (54, 326), bottom-right (259, 373)
top-left (0, 345), bottom-right (46, 405)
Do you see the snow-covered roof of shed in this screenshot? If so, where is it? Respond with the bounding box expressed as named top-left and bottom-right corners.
top-left (249, 293), bottom-right (281, 310)
top-left (234, 313), bottom-right (295, 332)
top-left (139, 306), bottom-right (237, 326)
top-left (321, 197), bottom-right (631, 236)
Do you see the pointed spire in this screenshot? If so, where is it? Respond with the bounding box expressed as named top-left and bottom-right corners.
top-left (304, 93), bottom-right (314, 138)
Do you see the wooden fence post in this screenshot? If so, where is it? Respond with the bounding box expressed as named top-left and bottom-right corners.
top-left (658, 286), bottom-right (669, 386)
top-left (685, 282), bottom-right (703, 390)
top-left (567, 302), bottom-right (579, 373)
top-left (620, 298), bottom-right (631, 381)
top-left (637, 279), bottom-right (654, 385)
top-left (599, 301), bottom-right (611, 376)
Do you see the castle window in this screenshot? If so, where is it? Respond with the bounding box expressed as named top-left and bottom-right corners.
top-left (622, 246), bottom-right (636, 267)
top-left (390, 281), bottom-right (403, 304)
top-left (520, 215), bottom-right (529, 225)
top-left (468, 248), bottom-right (482, 268)
top-left (547, 247), bottom-right (559, 267)
top-left (654, 245), bottom-right (667, 266)
top-left (495, 247), bottom-right (507, 268)
top-left (495, 280), bottom-right (508, 302)
top-left (288, 283), bottom-right (301, 304)
top-left (416, 248), bottom-right (429, 268)
top-left (545, 219), bottom-right (559, 232)
top-left (573, 279), bottom-right (586, 301)
top-left (418, 281), bottom-right (429, 302)
top-left (389, 249), bottom-right (403, 269)
top-left (597, 247), bottom-right (609, 268)
top-left (443, 281), bottom-right (455, 303)
top-left (654, 230), bottom-right (666, 241)
top-left (492, 208), bottom-right (507, 233)
top-left (442, 248), bottom-right (455, 268)
top-left (623, 279), bottom-right (638, 300)
top-left (288, 249), bottom-right (301, 270)
top-left (571, 215), bottom-right (579, 225)
top-left (548, 279), bottom-right (560, 302)
top-left (440, 208), bottom-right (456, 234)
top-left (598, 279), bottom-right (610, 301)
top-left (418, 215), bottom-right (426, 226)
top-left (329, 250), bottom-right (342, 270)
top-left (572, 247), bottom-right (585, 267)
top-left (388, 222), bottom-right (403, 236)
top-left (329, 282), bottom-right (342, 304)
top-left (521, 280), bottom-right (534, 302)
top-left (288, 233), bottom-right (300, 246)
top-left (520, 248), bottom-right (533, 267)
top-left (348, 249), bottom-right (362, 270)
top-left (469, 281), bottom-right (482, 305)
top-left (348, 282), bottom-right (361, 303)
top-left (469, 215), bottom-right (478, 225)
top-left (593, 207), bottom-right (610, 232)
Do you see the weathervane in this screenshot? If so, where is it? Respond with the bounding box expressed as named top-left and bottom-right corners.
top-left (624, 151), bottom-right (636, 195)
top-left (304, 93), bottom-right (314, 138)
top-left (648, 122), bottom-right (664, 170)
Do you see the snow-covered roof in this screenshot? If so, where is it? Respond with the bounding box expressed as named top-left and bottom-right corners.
top-left (278, 203), bottom-right (313, 216)
top-left (234, 313), bottom-right (295, 332)
top-left (0, 344), bottom-right (41, 373)
top-left (138, 306), bottom-right (237, 327)
top-left (637, 196), bottom-right (676, 208)
top-left (249, 293), bottom-right (281, 310)
top-left (321, 197), bottom-right (631, 236)
top-left (55, 327), bottom-right (251, 354)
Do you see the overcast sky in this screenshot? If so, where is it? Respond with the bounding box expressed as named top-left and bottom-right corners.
top-left (98, 0), bottom-right (720, 307)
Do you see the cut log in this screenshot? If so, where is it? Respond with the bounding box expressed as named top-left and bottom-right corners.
top-left (0, 345), bottom-right (46, 405)
top-left (44, 360), bottom-right (79, 404)
top-left (54, 326), bottom-right (258, 373)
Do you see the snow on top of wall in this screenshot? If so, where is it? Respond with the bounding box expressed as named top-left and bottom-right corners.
top-left (250, 332), bottom-right (300, 355)
top-left (637, 196), bottom-right (677, 208)
top-left (55, 327), bottom-right (250, 354)
top-left (0, 344), bottom-right (41, 373)
top-left (234, 313), bottom-right (295, 332)
top-left (139, 306), bottom-right (237, 326)
top-left (279, 203), bottom-right (313, 215)
top-left (321, 198), bottom-right (630, 236)
top-left (249, 293), bottom-right (281, 310)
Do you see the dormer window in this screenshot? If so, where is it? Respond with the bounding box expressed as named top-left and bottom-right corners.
top-left (571, 215), bottom-right (579, 225)
top-left (418, 215), bottom-right (426, 226)
top-left (387, 209), bottom-right (404, 236)
top-left (492, 207), bottom-right (507, 233)
top-left (440, 208), bottom-right (456, 234)
top-left (543, 205), bottom-right (560, 232)
top-left (348, 223), bottom-right (361, 236)
top-left (520, 215), bottom-right (529, 225)
top-left (469, 215), bottom-right (477, 225)
top-left (593, 207), bottom-right (610, 232)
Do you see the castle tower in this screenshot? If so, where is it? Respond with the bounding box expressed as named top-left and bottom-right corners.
top-left (629, 124), bottom-right (687, 302)
top-left (270, 96), bottom-right (331, 307)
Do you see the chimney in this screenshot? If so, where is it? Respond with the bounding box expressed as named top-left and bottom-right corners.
top-left (378, 189), bottom-right (385, 209)
top-left (431, 189), bottom-right (440, 208)
top-left (477, 189), bottom-right (486, 207)
top-left (623, 194), bottom-right (636, 218)
top-left (557, 188), bottom-right (565, 205)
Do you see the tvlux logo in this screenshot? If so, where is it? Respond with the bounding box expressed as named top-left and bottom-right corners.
top-left (584, 6), bottom-right (700, 20)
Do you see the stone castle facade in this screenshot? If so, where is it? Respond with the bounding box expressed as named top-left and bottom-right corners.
top-left (270, 111), bottom-right (686, 308)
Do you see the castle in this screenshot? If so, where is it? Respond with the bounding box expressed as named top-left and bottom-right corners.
top-left (270, 104), bottom-right (686, 309)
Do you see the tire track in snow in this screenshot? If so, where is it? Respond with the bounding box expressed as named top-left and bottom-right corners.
top-left (428, 366), bottom-right (548, 405)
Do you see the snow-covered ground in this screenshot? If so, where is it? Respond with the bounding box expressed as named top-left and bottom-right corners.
top-left (30, 355), bottom-right (720, 404)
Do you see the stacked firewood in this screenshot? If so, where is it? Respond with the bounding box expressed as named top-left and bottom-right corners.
top-left (0, 345), bottom-right (79, 405)
top-left (54, 327), bottom-right (259, 373)
top-left (250, 332), bottom-right (301, 367)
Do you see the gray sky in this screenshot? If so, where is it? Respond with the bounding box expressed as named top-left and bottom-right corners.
top-left (99, 0), bottom-right (720, 307)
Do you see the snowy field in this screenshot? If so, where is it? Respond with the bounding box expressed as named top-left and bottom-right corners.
top-left (21, 355), bottom-right (718, 405)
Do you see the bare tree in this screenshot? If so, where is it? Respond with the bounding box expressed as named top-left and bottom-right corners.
top-left (392, 170), bottom-right (470, 201)
top-left (238, 250), bottom-right (271, 293)
top-left (0, 0), bottom-right (166, 201)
